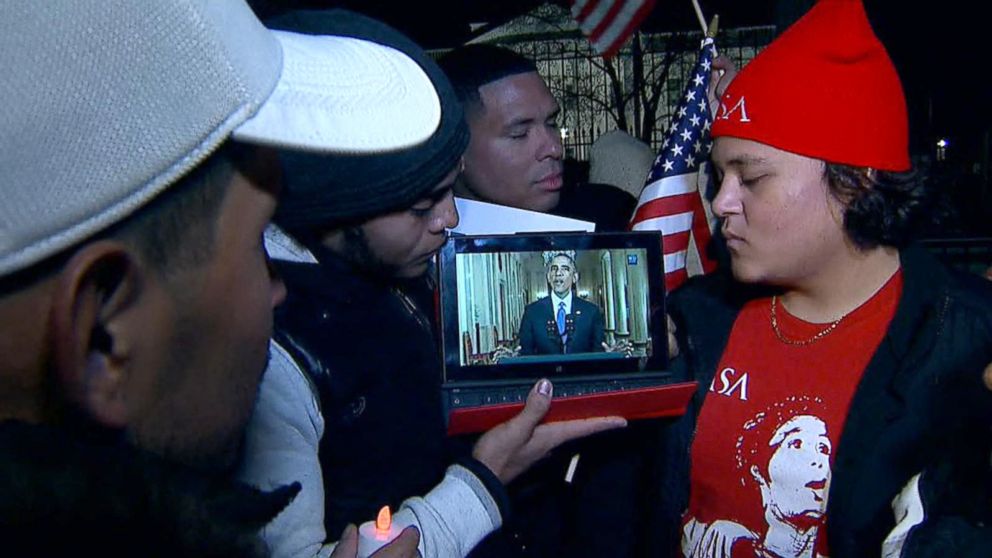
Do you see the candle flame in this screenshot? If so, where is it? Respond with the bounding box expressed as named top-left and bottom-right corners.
top-left (375, 505), bottom-right (392, 532)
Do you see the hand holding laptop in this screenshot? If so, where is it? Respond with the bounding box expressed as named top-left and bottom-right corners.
top-left (472, 379), bottom-right (627, 484)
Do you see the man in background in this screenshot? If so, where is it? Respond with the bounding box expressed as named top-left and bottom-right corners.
top-left (439, 45), bottom-right (638, 231)
top-left (235, 10), bottom-right (627, 558)
top-left (438, 44), bottom-right (653, 558)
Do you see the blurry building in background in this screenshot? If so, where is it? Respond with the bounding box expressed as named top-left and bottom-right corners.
top-left (448, 3), bottom-right (773, 160)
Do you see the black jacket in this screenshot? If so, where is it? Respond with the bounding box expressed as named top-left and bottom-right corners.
top-left (552, 181), bottom-right (638, 232)
top-left (647, 245), bottom-right (992, 557)
top-left (274, 248), bottom-right (451, 537)
top-left (274, 247), bottom-right (634, 558)
top-left (0, 421), bottom-right (295, 557)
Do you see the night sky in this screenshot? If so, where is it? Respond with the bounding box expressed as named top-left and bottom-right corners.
top-left (867, 0), bottom-right (988, 162)
top-left (251, 0), bottom-right (990, 167)
top-left (649, 0), bottom-right (987, 164)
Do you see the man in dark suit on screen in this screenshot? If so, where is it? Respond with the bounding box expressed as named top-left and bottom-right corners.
top-left (518, 253), bottom-right (606, 355)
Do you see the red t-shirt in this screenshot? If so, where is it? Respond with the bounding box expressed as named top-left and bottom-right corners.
top-left (680, 271), bottom-right (902, 558)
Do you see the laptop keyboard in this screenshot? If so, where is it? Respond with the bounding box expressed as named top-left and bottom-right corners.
top-left (447, 377), bottom-right (666, 408)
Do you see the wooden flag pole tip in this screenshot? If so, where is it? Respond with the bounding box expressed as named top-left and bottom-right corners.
top-left (707, 14), bottom-right (720, 38)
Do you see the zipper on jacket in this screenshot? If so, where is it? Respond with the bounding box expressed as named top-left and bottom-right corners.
top-left (392, 287), bottom-right (432, 333)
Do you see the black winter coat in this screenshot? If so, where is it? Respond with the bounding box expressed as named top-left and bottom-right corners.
top-left (273, 249), bottom-right (449, 537)
top-left (645, 245), bottom-right (992, 557)
top-left (0, 420), bottom-right (294, 557)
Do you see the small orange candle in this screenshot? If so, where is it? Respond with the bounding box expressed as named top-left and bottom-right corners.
top-left (357, 505), bottom-right (404, 557)
top-left (374, 506), bottom-right (392, 540)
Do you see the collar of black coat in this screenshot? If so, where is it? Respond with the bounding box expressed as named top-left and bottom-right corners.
top-left (880, 242), bottom-right (992, 376)
top-left (882, 243), bottom-right (947, 360)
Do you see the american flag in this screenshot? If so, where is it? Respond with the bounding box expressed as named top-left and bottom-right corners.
top-left (630, 37), bottom-right (719, 291)
top-left (571, 0), bottom-right (657, 58)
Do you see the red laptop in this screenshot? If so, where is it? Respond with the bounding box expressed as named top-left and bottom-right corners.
top-left (436, 231), bottom-right (696, 435)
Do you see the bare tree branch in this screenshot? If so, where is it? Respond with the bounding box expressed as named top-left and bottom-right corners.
top-left (485, 5), bottom-right (718, 151)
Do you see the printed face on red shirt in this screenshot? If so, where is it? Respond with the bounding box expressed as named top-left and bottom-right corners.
top-left (710, 137), bottom-right (849, 288)
top-left (755, 414), bottom-right (832, 523)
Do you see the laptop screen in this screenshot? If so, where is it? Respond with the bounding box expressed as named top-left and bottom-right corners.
top-left (437, 231), bottom-right (669, 384)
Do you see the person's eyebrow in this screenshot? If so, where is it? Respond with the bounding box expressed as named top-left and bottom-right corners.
top-left (725, 155), bottom-right (770, 169)
top-left (414, 185), bottom-right (452, 207)
top-left (502, 116), bottom-right (536, 131)
top-left (503, 106), bottom-right (560, 131)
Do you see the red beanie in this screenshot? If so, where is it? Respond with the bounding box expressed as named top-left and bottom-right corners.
top-left (711, 0), bottom-right (910, 171)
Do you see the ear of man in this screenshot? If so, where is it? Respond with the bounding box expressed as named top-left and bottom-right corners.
top-left (50, 241), bottom-right (148, 429)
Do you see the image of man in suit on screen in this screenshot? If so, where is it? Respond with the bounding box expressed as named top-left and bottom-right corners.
top-left (519, 253), bottom-right (606, 355)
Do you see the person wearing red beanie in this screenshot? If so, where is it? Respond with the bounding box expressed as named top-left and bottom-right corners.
top-left (647, 1), bottom-right (992, 556)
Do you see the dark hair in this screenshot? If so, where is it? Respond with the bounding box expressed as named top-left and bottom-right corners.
top-left (107, 142), bottom-right (253, 276)
top-left (437, 44), bottom-right (538, 115)
top-left (824, 163), bottom-right (933, 250)
top-left (548, 252), bottom-right (576, 268)
top-left (0, 143), bottom-right (247, 297)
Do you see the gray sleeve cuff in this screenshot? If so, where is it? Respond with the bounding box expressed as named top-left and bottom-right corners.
top-left (453, 456), bottom-right (509, 525)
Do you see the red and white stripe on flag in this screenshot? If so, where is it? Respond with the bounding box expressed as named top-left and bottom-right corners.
top-left (571, 0), bottom-right (657, 58)
top-left (631, 171), bottom-right (716, 291)
top-left (629, 38), bottom-right (719, 292)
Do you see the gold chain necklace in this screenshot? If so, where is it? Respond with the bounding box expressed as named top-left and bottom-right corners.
top-left (769, 296), bottom-right (847, 346)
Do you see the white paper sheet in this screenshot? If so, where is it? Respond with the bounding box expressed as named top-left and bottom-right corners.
top-left (451, 197), bottom-right (595, 235)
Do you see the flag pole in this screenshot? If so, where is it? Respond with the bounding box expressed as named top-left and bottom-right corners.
top-left (691, 0), bottom-right (709, 35)
top-left (707, 14), bottom-right (719, 39)
top-left (706, 15), bottom-right (720, 57)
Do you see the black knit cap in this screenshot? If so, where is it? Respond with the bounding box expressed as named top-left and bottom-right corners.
top-left (267, 10), bottom-right (469, 229)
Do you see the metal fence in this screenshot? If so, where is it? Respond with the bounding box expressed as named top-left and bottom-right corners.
top-left (475, 25), bottom-right (776, 160)
top-left (923, 238), bottom-right (992, 276)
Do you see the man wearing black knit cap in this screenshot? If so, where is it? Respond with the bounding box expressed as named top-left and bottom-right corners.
top-left (236, 11), bottom-right (625, 558)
